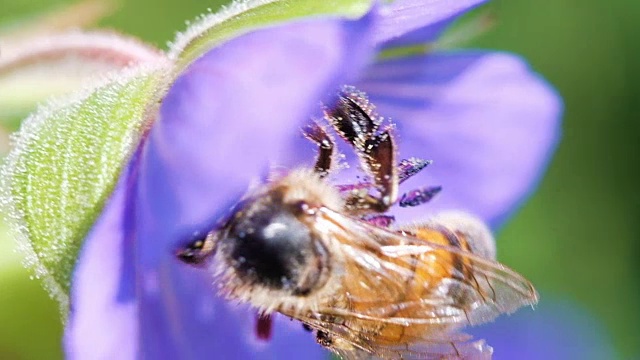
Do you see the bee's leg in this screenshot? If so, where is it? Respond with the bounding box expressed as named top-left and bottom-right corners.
top-left (303, 122), bottom-right (335, 178)
top-left (175, 231), bottom-right (216, 265)
top-left (334, 129), bottom-right (398, 214)
top-left (343, 141), bottom-right (439, 212)
top-left (255, 313), bottom-right (272, 341)
top-left (325, 88), bottom-right (399, 212)
top-left (359, 128), bottom-right (398, 210)
top-left (324, 90), bottom-right (381, 147)
top-left (335, 158), bottom-right (431, 193)
top-left (363, 214), bottom-right (395, 227)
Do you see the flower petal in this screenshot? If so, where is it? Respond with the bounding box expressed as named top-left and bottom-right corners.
top-left (134, 16), bottom-right (375, 358)
top-left (471, 298), bottom-right (617, 359)
top-left (64, 149), bottom-right (141, 359)
top-left (375, 0), bottom-right (487, 45)
top-left (141, 16), bottom-right (374, 238)
top-left (356, 52), bottom-right (562, 226)
top-left (136, 264), bottom-right (324, 359)
top-left (68, 168), bottom-right (324, 359)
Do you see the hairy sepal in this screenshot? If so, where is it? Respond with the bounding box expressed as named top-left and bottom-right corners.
top-left (0, 62), bottom-right (170, 312)
top-left (169, 0), bottom-right (372, 73)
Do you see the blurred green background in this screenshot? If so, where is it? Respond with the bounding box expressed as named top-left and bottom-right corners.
top-left (0, 0), bottom-right (638, 359)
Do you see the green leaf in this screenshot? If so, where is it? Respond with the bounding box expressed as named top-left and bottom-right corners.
top-left (170, 0), bottom-right (372, 73)
top-left (0, 63), bottom-right (169, 308)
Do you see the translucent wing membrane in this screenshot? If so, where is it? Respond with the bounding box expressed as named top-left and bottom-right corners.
top-left (299, 313), bottom-right (492, 360)
top-left (321, 207), bottom-right (536, 321)
top-left (294, 207), bottom-right (537, 359)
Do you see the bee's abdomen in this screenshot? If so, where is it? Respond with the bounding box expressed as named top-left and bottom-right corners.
top-left (364, 227), bottom-right (480, 345)
top-left (410, 226), bottom-right (473, 287)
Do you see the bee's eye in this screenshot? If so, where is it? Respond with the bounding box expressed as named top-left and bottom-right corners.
top-left (176, 233), bottom-right (216, 265)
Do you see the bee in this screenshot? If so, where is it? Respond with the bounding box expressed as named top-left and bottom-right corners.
top-left (176, 86), bottom-right (538, 359)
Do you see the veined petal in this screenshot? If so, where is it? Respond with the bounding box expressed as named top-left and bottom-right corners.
top-left (140, 15), bottom-right (374, 248)
top-left (356, 52), bottom-right (562, 227)
top-left (375, 0), bottom-right (487, 45)
top-left (134, 16), bottom-right (375, 358)
top-left (64, 148), bottom-right (141, 359)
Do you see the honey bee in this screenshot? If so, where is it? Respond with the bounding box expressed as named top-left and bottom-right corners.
top-left (176, 87), bottom-right (538, 359)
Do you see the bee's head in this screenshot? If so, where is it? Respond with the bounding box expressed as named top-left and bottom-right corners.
top-left (217, 191), bottom-right (331, 298)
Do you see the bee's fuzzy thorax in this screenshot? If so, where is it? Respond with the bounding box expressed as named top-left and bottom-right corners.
top-left (268, 168), bottom-right (344, 212)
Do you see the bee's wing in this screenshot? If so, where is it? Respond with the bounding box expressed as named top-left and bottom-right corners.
top-left (316, 207), bottom-right (538, 326)
top-left (305, 207), bottom-right (536, 359)
top-left (297, 313), bottom-right (492, 360)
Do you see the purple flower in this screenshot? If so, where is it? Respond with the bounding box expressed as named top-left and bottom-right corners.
top-left (471, 297), bottom-right (617, 359)
top-left (64, 1), bottom-right (561, 358)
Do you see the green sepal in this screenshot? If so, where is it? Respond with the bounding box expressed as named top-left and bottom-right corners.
top-left (1, 63), bottom-right (169, 306)
top-left (170, 0), bottom-right (372, 73)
